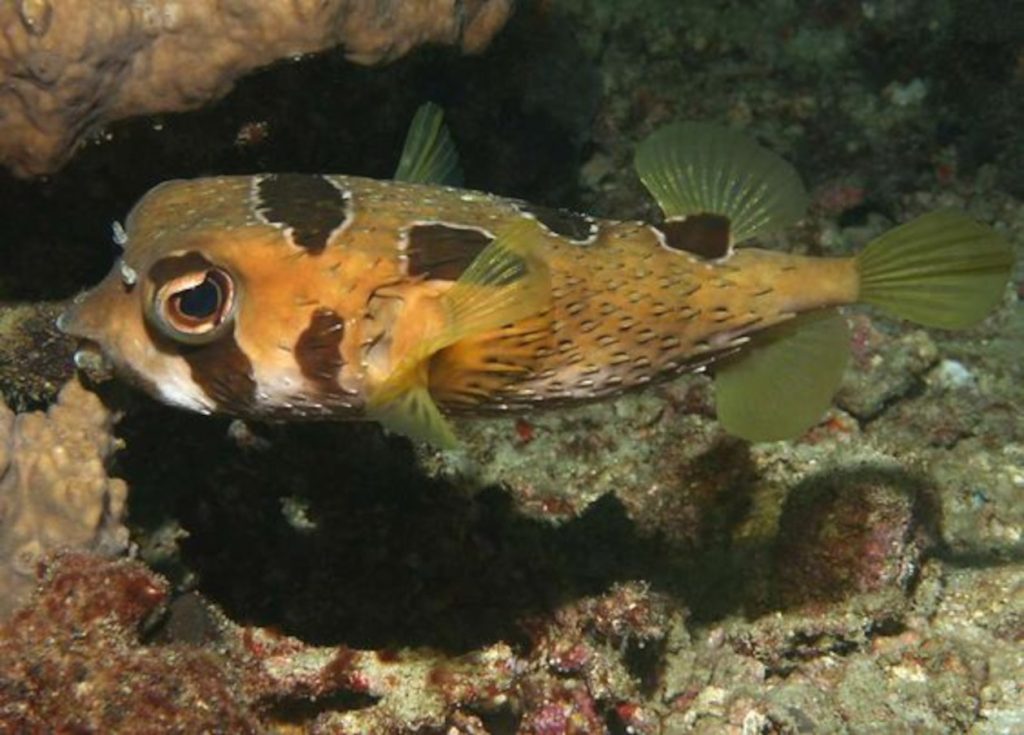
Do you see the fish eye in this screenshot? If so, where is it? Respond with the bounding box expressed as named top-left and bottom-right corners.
top-left (174, 276), bottom-right (221, 320)
top-left (151, 268), bottom-right (237, 344)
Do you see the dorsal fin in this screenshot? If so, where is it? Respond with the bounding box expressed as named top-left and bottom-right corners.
top-left (393, 102), bottom-right (464, 186)
top-left (714, 309), bottom-right (850, 442)
top-left (635, 122), bottom-right (808, 254)
top-left (367, 220), bottom-right (550, 447)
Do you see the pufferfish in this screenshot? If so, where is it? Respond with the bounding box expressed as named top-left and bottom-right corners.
top-left (59, 104), bottom-right (1015, 447)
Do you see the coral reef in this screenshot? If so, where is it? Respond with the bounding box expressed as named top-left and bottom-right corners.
top-left (0, 553), bottom-right (674, 733)
top-left (0, 378), bottom-right (128, 618)
top-left (0, 0), bottom-right (513, 177)
top-left (1, 0), bottom-right (1022, 731)
top-left (5, 548), bottom-right (1019, 733)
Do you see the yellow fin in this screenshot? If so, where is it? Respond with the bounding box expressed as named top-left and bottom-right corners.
top-left (368, 361), bottom-right (460, 448)
top-left (715, 309), bottom-right (850, 442)
top-left (857, 210), bottom-right (1014, 329)
top-left (393, 102), bottom-right (463, 186)
top-left (634, 122), bottom-right (808, 245)
top-left (367, 220), bottom-right (551, 446)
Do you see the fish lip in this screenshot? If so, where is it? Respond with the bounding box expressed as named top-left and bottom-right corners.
top-left (55, 304), bottom-right (75, 334)
top-left (56, 296), bottom-right (116, 382)
top-left (71, 339), bottom-right (115, 383)
top-left (56, 291), bottom-right (91, 337)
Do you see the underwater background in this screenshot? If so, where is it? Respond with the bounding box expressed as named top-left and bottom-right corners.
top-left (0, 0), bottom-right (1022, 732)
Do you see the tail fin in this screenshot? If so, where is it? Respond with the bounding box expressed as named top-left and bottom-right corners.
top-left (857, 211), bottom-right (1014, 329)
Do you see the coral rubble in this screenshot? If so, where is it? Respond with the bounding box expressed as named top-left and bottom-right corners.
top-left (6, 550), bottom-right (1014, 733)
top-left (0, 553), bottom-right (676, 733)
top-left (0, 552), bottom-right (263, 732)
top-left (0, 0), bottom-right (513, 177)
top-left (0, 378), bottom-right (128, 618)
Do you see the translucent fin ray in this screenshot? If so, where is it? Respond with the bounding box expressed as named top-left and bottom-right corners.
top-left (715, 309), bottom-right (850, 442)
top-left (437, 221), bottom-right (550, 344)
top-left (367, 221), bottom-right (550, 446)
top-left (857, 211), bottom-right (1014, 329)
top-left (635, 122), bottom-right (808, 245)
top-left (393, 102), bottom-right (463, 186)
top-left (368, 363), bottom-right (459, 449)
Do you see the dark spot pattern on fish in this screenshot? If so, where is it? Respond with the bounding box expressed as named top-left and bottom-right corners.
top-left (405, 223), bottom-right (494, 281)
top-left (295, 308), bottom-right (345, 392)
top-left (181, 333), bottom-right (257, 411)
top-left (655, 214), bottom-right (731, 259)
top-left (254, 174), bottom-right (350, 254)
top-left (515, 202), bottom-right (598, 243)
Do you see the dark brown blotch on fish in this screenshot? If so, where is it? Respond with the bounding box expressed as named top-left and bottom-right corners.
top-left (181, 335), bottom-right (258, 412)
top-left (255, 174), bottom-right (350, 254)
top-left (405, 223), bottom-right (493, 280)
top-left (655, 213), bottom-right (731, 259)
top-left (295, 307), bottom-right (345, 393)
top-left (143, 303), bottom-right (258, 412)
top-left (515, 202), bottom-right (598, 243)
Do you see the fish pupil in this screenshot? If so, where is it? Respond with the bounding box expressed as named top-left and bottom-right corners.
top-left (176, 276), bottom-right (221, 320)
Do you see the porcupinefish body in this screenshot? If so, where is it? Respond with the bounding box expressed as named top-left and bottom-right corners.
top-left (59, 105), bottom-right (1014, 446)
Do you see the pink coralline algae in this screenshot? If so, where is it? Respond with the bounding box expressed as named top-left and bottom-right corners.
top-left (0, 552), bottom-right (264, 732)
top-left (772, 466), bottom-right (936, 610)
top-left (0, 553), bottom-right (681, 733)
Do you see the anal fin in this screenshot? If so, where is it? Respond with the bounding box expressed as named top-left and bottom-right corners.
top-left (714, 309), bottom-right (850, 442)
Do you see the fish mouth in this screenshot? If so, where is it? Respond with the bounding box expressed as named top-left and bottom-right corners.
top-left (55, 301), bottom-right (79, 336)
top-left (67, 338), bottom-right (115, 383)
top-left (57, 295), bottom-right (117, 383)
top-left (56, 291), bottom-right (95, 338)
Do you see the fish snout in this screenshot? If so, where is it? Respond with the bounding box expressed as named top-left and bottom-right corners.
top-left (57, 294), bottom-right (116, 382)
top-left (56, 290), bottom-right (91, 336)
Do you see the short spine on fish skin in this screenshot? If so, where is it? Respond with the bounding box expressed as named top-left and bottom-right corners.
top-left (636, 123), bottom-right (1013, 444)
top-left (380, 105), bottom-right (1011, 446)
top-left (58, 103), bottom-right (1016, 449)
top-left (363, 107), bottom-right (1014, 447)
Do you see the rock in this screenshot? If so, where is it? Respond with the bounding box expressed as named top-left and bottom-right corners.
top-left (0, 0), bottom-right (513, 177)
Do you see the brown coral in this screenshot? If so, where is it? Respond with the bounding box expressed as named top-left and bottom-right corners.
top-left (0, 0), bottom-right (514, 177)
top-left (0, 377), bottom-right (128, 618)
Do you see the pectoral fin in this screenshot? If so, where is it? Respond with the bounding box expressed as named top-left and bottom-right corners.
top-left (714, 309), bottom-right (850, 442)
top-left (367, 220), bottom-right (550, 447)
top-left (368, 361), bottom-right (460, 448)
